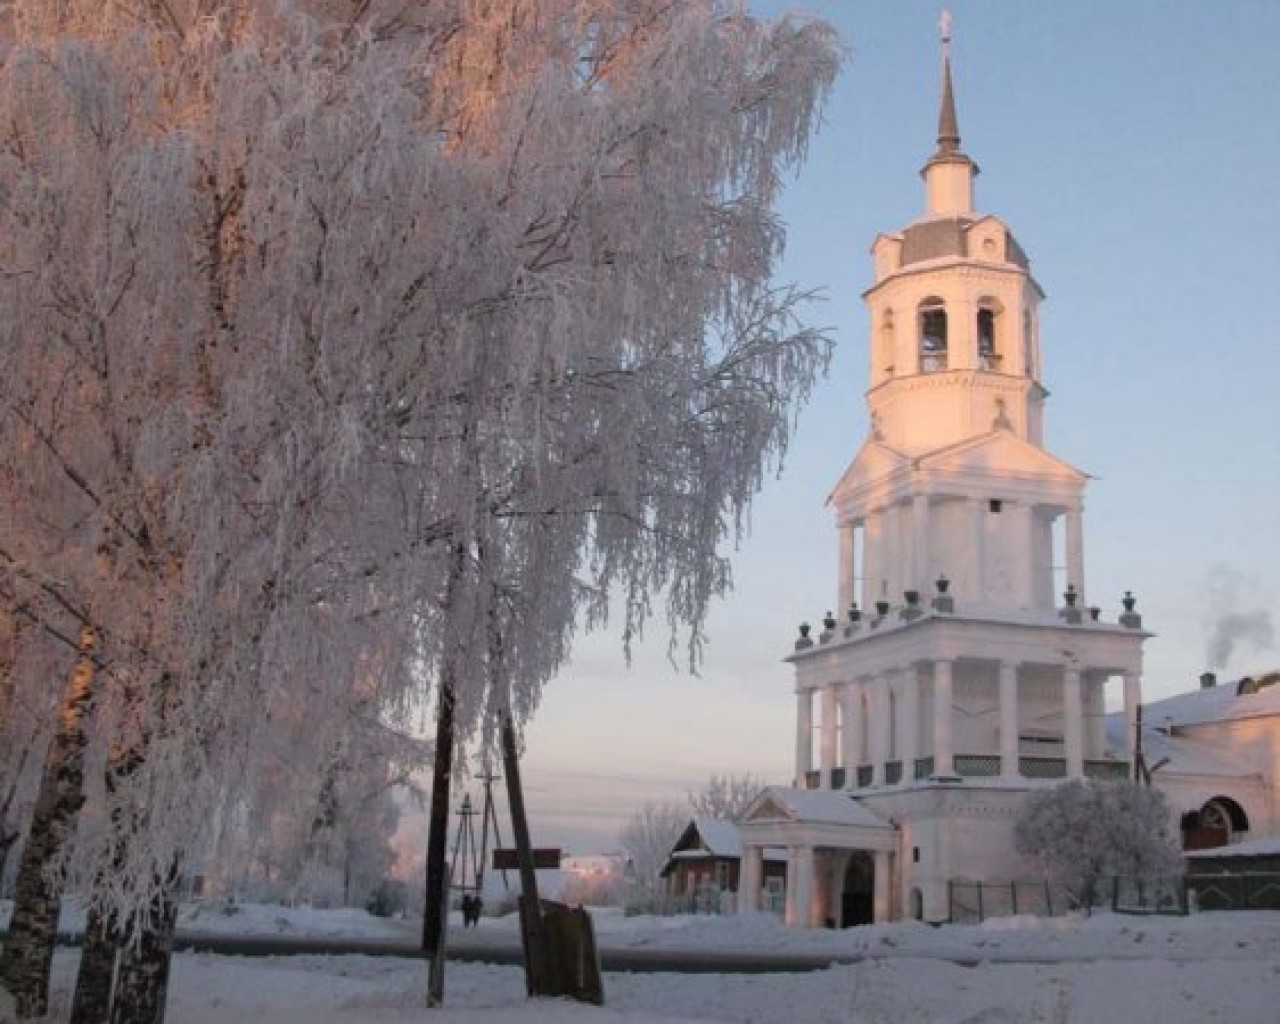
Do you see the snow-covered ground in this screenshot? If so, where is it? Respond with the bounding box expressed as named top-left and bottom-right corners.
top-left (11, 903), bottom-right (1280, 1023)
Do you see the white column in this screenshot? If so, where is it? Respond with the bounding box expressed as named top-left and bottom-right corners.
top-left (873, 851), bottom-right (892, 923)
top-left (863, 510), bottom-right (883, 610)
top-left (1088, 676), bottom-right (1107, 760)
top-left (900, 669), bottom-right (920, 779)
top-left (838, 522), bottom-right (856, 617)
top-left (819, 685), bottom-right (838, 786)
top-left (1066, 504), bottom-right (1086, 605)
top-left (999, 661), bottom-right (1020, 779)
top-left (969, 496), bottom-right (986, 603)
top-left (911, 494), bottom-right (930, 595)
top-left (1063, 667), bottom-right (1083, 778)
top-left (795, 689), bottom-right (813, 784)
top-left (739, 845), bottom-right (763, 913)
top-left (1017, 502), bottom-right (1036, 608)
top-left (840, 683), bottom-right (861, 778)
top-left (933, 660), bottom-right (954, 776)
top-left (1123, 670), bottom-right (1142, 775)
top-left (941, 298), bottom-right (972, 371)
top-left (882, 503), bottom-right (899, 604)
top-left (869, 678), bottom-right (888, 784)
top-left (785, 846), bottom-right (814, 928)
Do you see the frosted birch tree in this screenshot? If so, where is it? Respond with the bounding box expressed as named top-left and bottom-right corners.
top-left (0, 0), bottom-right (841, 1015)
top-left (689, 774), bottom-right (769, 820)
top-left (0, 5), bottom-right (430, 1016)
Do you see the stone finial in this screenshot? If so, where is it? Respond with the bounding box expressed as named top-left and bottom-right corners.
top-left (1119, 591), bottom-right (1142, 629)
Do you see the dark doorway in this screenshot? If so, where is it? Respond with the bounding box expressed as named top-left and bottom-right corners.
top-left (841, 852), bottom-right (875, 927)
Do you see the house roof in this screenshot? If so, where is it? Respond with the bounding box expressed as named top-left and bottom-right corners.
top-left (1140, 672), bottom-right (1280, 729)
top-left (1188, 835), bottom-right (1280, 859)
top-left (686, 817), bottom-right (742, 859)
top-left (1103, 715), bottom-right (1262, 780)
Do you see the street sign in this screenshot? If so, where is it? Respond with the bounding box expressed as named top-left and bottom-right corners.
top-left (493, 848), bottom-right (561, 870)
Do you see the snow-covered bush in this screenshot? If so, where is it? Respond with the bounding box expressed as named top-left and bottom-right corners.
top-left (1014, 780), bottom-right (1183, 908)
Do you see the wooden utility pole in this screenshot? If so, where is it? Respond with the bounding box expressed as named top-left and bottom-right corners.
top-left (422, 678), bottom-right (455, 1007)
top-left (499, 715), bottom-right (603, 1005)
top-left (501, 714), bottom-right (549, 996)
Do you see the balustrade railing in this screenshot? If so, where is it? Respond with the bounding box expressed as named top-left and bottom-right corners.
top-left (954, 754), bottom-right (1001, 777)
top-left (1083, 759), bottom-right (1130, 781)
top-left (914, 756), bottom-right (935, 780)
top-left (1019, 755), bottom-right (1067, 779)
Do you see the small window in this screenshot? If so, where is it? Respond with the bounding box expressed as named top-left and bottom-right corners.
top-left (989, 499), bottom-right (1003, 514)
top-left (912, 846), bottom-right (921, 864)
top-left (918, 298), bottom-right (948, 372)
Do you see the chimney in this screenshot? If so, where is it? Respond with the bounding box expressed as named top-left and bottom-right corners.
top-left (1199, 671), bottom-right (1217, 690)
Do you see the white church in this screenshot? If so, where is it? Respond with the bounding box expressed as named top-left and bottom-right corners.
top-left (737, 32), bottom-right (1201, 928)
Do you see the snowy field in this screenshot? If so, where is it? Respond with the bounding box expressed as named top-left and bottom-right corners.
top-left (11, 903), bottom-right (1280, 1023)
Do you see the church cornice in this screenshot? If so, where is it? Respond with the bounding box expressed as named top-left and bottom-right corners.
top-left (864, 257), bottom-right (1045, 301)
top-left (867, 369), bottom-right (1049, 402)
top-left (788, 613), bottom-right (1149, 681)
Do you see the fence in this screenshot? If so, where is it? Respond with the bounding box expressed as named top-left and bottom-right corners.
top-left (1187, 872), bottom-right (1280, 912)
top-left (949, 880), bottom-right (1073, 923)
top-left (950, 875), bottom-right (1199, 923)
top-left (629, 883), bottom-right (738, 917)
top-left (954, 873), bottom-right (1280, 923)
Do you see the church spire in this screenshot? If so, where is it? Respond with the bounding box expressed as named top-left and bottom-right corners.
top-left (920, 9), bottom-right (977, 216)
top-left (935, 11), bottom-right (961, 155)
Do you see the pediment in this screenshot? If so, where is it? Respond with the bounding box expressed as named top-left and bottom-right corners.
top-left (827, 437), bottom-right (911, 506)
top-left (918, 429), bottom-right (1088, 483)
top-left (741, 792), bottom-right (793, 825)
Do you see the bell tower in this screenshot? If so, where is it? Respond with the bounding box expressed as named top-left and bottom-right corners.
top-left (742, 15), bottom-right (1150, 932)
top-left (864, 22), bottom-right (1046, 456)
top-left (833, 21), bottom-right (1079, 615)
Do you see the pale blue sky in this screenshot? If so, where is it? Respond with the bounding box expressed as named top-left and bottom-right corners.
top-left (507, 1), bottom-right (1280, 855)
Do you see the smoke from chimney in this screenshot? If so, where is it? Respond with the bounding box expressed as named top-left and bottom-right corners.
top-left (1203, 566), bottom-right (1276, 672)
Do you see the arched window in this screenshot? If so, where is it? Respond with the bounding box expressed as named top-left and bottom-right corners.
top-left (977, 299), bottom-right (1003, 370)
top-left (918, 298), bottom-right (948, 372)
top-left (1181, 796), bottom-right (1250, 851)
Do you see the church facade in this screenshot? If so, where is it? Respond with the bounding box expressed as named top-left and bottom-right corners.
top-left (737, 37), bottom-right (1150, 927)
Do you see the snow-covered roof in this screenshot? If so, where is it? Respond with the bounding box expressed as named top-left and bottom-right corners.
top-left (1103, 716), bottom-right (1262, 780)
top-left (1140, 672), bottom-right (1280, 729)
top-left (749, 788), bottom-right (891, 829)
top-left (1187, 835), bottom-right (1280, 859)
top-left (689, 817), bottom-right (743, 859)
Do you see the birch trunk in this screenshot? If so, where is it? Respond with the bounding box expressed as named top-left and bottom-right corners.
top-left (422, 540), bottom-right (467, 1006)
top-left (0, 626), bottom-right (97, 1018)
top-left (70, 907), bottom-right (118, 1024)
top-left (108, 878), bottom-right (179, 1024)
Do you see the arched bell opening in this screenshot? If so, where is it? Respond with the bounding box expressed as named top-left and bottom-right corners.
top-left (918, 297), bottom-right (948, 372)
top-left (976, 297), bottom-right (1004, 371)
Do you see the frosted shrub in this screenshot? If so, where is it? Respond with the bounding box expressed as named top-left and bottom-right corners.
top-left (1014, 780), bottom-right (1183, 908)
